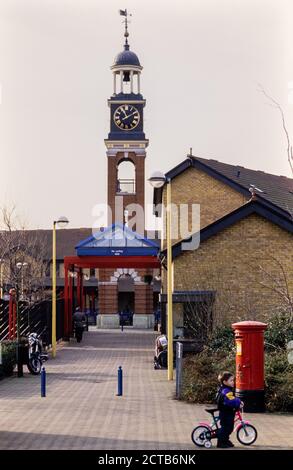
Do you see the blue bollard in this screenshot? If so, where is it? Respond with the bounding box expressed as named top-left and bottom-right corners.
top-left (41, 366), bottom-right (46, 397)
top-left (117, 366), bottom-right (123, 396)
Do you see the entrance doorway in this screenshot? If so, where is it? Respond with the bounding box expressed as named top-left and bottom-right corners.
top-left (63, 252), bottom-right (160, 337)
top-left (118, 274), bottom-right (134, 325)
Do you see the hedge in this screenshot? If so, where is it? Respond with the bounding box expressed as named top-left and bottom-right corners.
top-left (0, 341), bottom-right (17, 380)
top-left (181, 316), bottom-right (293, 412)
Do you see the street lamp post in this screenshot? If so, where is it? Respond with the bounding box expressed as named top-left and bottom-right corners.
top-left (16, 262), bottom-right (28, 300)
top-left (148, 171), bottom-right (174, 381)
top-left (52, 216), bottom-right (69, 358)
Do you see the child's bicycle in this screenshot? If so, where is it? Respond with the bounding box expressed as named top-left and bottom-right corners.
top-left (191, 407), bottom-right (257, 448)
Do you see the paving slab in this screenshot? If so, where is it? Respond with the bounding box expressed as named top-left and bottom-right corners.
top-left (0, 328), bottom-right (292, 450)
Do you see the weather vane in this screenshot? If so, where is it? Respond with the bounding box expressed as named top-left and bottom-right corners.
top-left (119, 9), bottom-right (132, 49)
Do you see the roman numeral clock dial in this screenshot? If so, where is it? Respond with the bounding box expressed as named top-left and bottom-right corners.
top-left (114, 104), bottom-right (140, 130)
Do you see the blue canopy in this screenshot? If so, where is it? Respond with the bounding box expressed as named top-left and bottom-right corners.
top-left (75, 223), bottom-right (159, 257)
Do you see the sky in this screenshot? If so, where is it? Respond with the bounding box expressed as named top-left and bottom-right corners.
top-left (0, 0), bottom-right (292, 230)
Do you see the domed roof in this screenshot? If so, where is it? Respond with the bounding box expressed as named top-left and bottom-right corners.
top-left (114, 46), bottom-right (141, 67)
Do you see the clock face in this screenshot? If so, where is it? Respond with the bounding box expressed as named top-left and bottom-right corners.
top-left (114, 104), bottom-right (140, 130)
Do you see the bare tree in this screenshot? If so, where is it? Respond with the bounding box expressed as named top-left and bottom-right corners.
top-left (258, 84), bottom-right (293, 176)
top-left (177, 267), bottom-right (238, 340)
top-left (0, 206), bottom-right (50, 302)
top-left (182, 293), bottom-right (214, 341)
top-left (248, 255), bottom-right (293, 324)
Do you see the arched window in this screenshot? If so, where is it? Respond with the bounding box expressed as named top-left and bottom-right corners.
top-left (116, 160), bottom-right (136, 194)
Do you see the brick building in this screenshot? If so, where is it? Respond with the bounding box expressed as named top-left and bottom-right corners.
top-left (0, 18), bottom-right (161, 331)
top-left (153, 155), bottom-right (293, 336)
top-left (90, 14), bottom-right (161, 329)
top-left (52, 13), bottom-right (162, 332)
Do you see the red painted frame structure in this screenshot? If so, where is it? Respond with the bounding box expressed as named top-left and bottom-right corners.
top-left (63, 255), bottom-right (160, 338)
top-left (8, 293), bottom-right (17, 340)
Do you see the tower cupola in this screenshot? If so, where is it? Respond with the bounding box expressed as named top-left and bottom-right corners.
top-left (111, 9), bottom-right (142, 95)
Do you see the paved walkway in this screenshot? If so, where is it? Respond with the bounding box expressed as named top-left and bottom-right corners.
top-left (0, 328), bottom-right (292, 450)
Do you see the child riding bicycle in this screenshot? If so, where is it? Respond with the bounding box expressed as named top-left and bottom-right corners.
top-left (216, 371), bottom-right (244, 448)
top-left (191, 371), bottom-right (257, 448)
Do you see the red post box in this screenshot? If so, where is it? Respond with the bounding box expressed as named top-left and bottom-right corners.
top-left (232, 321), bottom-right (267, 412)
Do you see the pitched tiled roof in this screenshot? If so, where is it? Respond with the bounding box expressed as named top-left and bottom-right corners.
top-left (193, 156), bottom-right (293, 217)
top-left (51, 228), bottom-right (93, 259)
top-left (0, 228), bottom-right (92, 260)
top-left (0, 227), bottom-right (160, 261)
top-left (153, 155), bottom-right (293, 219)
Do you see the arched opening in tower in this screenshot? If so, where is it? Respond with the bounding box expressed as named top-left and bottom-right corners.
top-left (116, 160), bottom-right (136, 194)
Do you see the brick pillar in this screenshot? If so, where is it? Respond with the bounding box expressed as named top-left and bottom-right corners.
top-left (97, 268), bottom-right (119, 328)
top-left (134, 284), bottom-right (153, 314)
top-left (99, 284), bottom-right (118, 314)
top-left (133, 282), bottom-right (154, 329)
top-left (134, 284), bottom-right (146, 314)
top-left (146, 284), bottom-right (154, 315)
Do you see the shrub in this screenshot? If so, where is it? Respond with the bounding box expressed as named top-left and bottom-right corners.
top-left (181, 325), bottom-right (235, 404)
top-left (181, 315), bottom-right (293, 411)
top-left (265, 351), bottom-right (293, 412)
top-left (181, 348), bottom-right (235, 403)
top-left (264, 314), bottom-right (293, 352)
top-left (207, 325), bottom-right (235, 354)
top-left (0, 341), bottom-right (17, 380)
top-left (181, 347), bottom-right (293, 412)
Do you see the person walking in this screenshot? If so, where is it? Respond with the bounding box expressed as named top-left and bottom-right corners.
top-left (73, 306), bottom-right (86, 343)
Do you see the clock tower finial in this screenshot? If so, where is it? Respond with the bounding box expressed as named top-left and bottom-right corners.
top-left (119, 8), bottom-right (131, 50)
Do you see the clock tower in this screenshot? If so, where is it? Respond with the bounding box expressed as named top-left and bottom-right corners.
top-left (104, 11), bottom-right (148, 234)
top-left (95, 11), bottom-right (159, 331)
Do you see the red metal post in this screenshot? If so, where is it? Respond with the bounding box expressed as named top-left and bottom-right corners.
top-left (80, 270), bottom-right (83, 310)
top-left (12, 302), bottom-right (17, 339)
top-left (68, 268), bottom-right (73, 337)
top-left (77, 268), bottom-right (82, 308)
top-left (8, 294), bottom-right (13, 339)
top-left (8, 289), bottom-right (17, 340)
top-left (80, 273), bottom-right (84, 312)
top-left (64, 262), bottom-right (69, 339)
top-left (82, 288), bottom-right (86, 312)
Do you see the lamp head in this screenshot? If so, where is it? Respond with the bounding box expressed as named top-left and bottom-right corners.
top-left (148, 171), bottom-right (166, 189)
top-left (56, 216), bottom-right (69, 228)
top-left (16, 262), bottom-right (28, 269)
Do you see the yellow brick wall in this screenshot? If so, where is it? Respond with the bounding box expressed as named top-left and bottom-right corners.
top-left (161, 166), bottom-right (246, 246)
top-left (170, 213), bottom-right (293, 325)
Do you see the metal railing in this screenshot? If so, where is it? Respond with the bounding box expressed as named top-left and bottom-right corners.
top-left (116, 179), bottom-right (136, 194)
top-left (0, 299), bottom-right (64, 345)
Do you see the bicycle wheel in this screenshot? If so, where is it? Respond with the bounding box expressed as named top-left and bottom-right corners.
top-left (191, 425), bottom-right (211, 447)
top-left (237, 424), bottom-right (257, 445)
